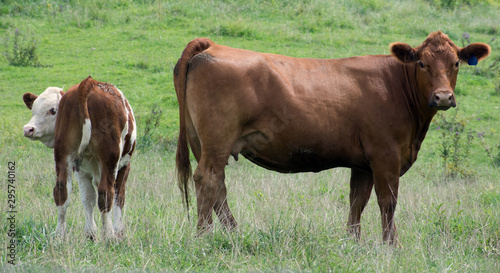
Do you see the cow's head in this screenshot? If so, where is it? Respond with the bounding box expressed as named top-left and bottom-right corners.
top-left (390, 31), bottom-right (490, 110)
top-left (23, 87), bottom-right (64, 148)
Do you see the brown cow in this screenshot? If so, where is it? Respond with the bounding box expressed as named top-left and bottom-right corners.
top-left (174, 32), bottom-right (490, 243)
top-left (23, 76), bottom-right (136, 240)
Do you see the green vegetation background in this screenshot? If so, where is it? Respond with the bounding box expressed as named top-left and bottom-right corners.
top-left (0, 0), bottom-right (499, 271)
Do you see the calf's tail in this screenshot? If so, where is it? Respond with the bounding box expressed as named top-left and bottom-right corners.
top-left (173, 38), bottom-right (213, 215)
top-left (76, 76), bottom-right (95, 156)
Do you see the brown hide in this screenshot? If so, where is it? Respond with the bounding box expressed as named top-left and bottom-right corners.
top-left (174, 32), bottom-right (490, 243)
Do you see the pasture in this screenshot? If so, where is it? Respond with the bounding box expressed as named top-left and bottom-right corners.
top-left (1, 0), bottom-right (499, 271)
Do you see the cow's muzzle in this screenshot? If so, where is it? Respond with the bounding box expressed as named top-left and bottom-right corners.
top-left (429, 90), bottom-right (456, 110)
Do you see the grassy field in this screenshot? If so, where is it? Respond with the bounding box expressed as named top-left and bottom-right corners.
top-left (1, 0), bottom-right (499, 271)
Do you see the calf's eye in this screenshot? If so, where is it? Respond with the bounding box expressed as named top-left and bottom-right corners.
top-left (455, 61), bottom-right (460, 68)
top-left (49, 108), bottom-right (57, 115)
top-left (418, 61), bottom-right (425, 68)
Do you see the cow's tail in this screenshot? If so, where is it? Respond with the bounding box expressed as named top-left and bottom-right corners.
top-left (173, 38), bottom-right (213, 215)
top-left (76, 76), bottom-right (95, 157)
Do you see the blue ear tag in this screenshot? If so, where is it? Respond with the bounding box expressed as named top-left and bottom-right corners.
top-left (468, 55), bottom-right (478, 66)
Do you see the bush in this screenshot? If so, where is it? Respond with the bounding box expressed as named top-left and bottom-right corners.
top-left (137, 103), bottom-right (163, 149)
top-left (477, 132), bottom-right (500, 167)
top-left (434, 111), bottom-right (476, 179)
top-left (2, 28), bottom-right (41, 67)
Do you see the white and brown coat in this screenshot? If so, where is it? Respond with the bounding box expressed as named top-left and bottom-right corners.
top-left (23, 76), bottom-right (136, 240)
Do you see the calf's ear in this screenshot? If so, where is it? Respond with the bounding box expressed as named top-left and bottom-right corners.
top-left (459, 43), bottom-right (491, 65)
top-left (23, 93), bottom-right (38, 110)
top-left (390, 42), bottom-right (418, 64)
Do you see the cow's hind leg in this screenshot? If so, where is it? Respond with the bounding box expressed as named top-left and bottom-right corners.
top-left (113, 163), bottom-right (130, 238)
top-left (193, 154), bottom-right (237, 233)
top-left (75, 170), bottom-right (97, 241)
top-left (347, 168), bottom-right (374, 240)
top-left (213, 171), bottom-right (236, 229)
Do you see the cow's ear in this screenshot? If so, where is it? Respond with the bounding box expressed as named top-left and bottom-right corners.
top-left (390, 42), bottom-right (418, 64)
top-left (459, 43), bottom-right (491, 65)
top-left (23, 92), bottom-right (38, 110)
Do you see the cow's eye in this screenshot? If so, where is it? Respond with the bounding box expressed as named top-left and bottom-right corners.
top-left (418, 61), bottom-right (425, 69)
top-left (49, 108), bottom-right (57, 115)
top-left (455, 61), bottom-right (460, 68)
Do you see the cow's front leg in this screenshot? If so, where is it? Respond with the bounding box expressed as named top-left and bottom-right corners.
top-left (347, 168), bottom-right (374, 240)
top-left (372, 155), bottom-right (400, 244)
top-left (76, 171), bottom-right (97, 241)
top-left (54, 162), bottom-right (72, 238)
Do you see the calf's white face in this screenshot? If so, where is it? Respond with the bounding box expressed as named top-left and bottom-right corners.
top-left (23, 87), bottom-right (64, 148)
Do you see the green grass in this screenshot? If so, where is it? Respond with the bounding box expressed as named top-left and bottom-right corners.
top-left (1, 0), bottom-right (499, 271)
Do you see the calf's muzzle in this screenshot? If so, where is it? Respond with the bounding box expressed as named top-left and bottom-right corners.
top-left (23, 126), bottom-right (35, 137)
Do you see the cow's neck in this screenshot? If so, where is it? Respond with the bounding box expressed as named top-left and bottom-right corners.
top-left (397, 61), bottom-right (437, 173)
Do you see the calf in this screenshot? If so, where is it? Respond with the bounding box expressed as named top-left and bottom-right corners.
top-left (23, 76), bottom-right (136, 240)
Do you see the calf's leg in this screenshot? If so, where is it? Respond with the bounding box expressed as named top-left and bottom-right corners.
top-left (113, 163), bottom-right (130, 238)
top-left (97, 164), bottom-right (117, 240)
top-left (76, 171), bottom-right (97, 240)
top-left (54, 158), bottom-right (73, 237)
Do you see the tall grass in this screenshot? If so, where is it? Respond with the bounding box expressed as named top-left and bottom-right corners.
top-left (1, 0), bottom-right (499, 271)
top-left (1, 149), bottom-right (499, 271)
